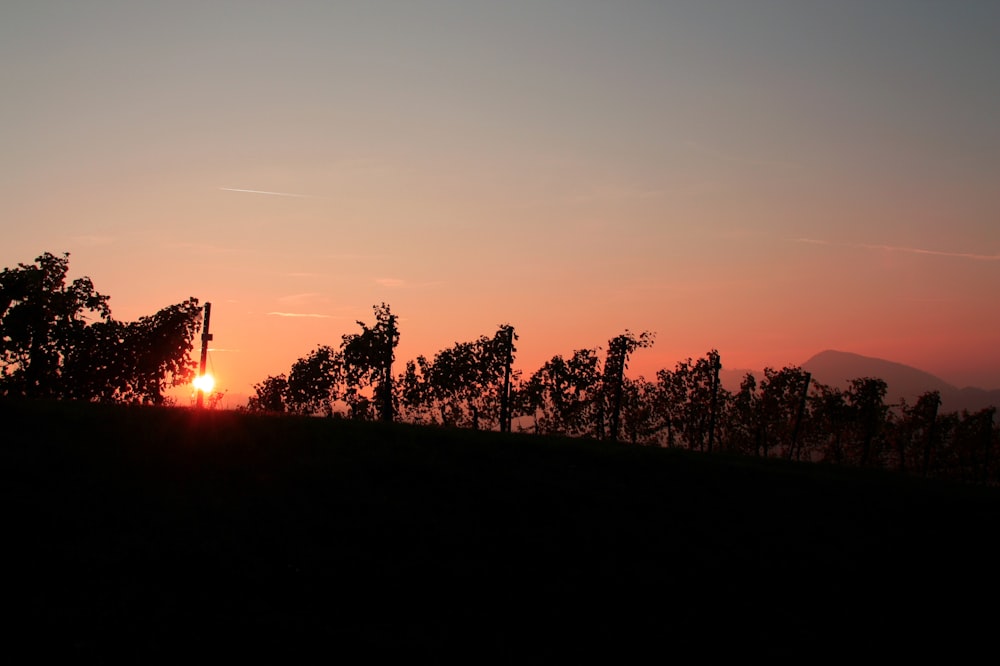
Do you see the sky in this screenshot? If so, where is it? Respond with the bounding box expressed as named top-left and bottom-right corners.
top-left (3, 0), bottom-right (999, 406)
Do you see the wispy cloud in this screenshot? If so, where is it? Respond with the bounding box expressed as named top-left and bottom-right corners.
top-left (219, 187), bottom-right (317, 199)
top-left (163, 241), bottom-right (245, 255)
top-left (326, 253), bottom-right (391, 260)
top-left (266, 311), bottom-right (334, 319)
top-left (73, 235), bottom-right (117, 247)
top-left (374, 277), bottom-right (443, 289)
top-left (793, 238), bottom-right (1000, 261)
top-left (277, 292), bottom-right (324, 304)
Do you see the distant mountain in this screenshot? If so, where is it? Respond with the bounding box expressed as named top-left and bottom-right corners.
top-left (719, 367), bottom-right (756, 393)
top-left (801, 350), bottom-right (1000, 414)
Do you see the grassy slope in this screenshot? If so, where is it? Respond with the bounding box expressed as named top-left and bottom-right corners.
top-left (3, 400), bottom-right (998, 661)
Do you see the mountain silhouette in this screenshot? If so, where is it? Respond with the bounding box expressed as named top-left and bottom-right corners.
top-left (801, 350), bottom-right (999, 413)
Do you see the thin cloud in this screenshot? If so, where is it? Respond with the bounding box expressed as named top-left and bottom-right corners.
top-left (326, 253), bottom-right (391, 260)
top-left (860, 243), bottom-right (1000, 261)
top-left (266, 311), bottom-right (334, 319)
top-left (793, 238), bottom-right (1000, 261)
top-left (219, 187), bottom-right (316, 199)
top-left (73, 235), bottom-right (117, 247)
top-left (278, 292), bottom-right (323, 304)
top-left (163, 241), bottom-right (245, 255)
top-left (374, 277), bottom-right (443, 289)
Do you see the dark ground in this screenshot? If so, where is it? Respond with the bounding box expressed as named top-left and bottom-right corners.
top-left (3, 400), bottom-right (998, 662)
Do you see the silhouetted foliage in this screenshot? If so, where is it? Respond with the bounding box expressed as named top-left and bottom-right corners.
top-left (522, 348), bottom-right (603, 436)
top-left (647, 351), bottom-right (727, 451)
top-left (497, 324), bottom-right (517, 433)
top-left (891, 391), bottom-right (941, 475)
top-left (845, 377), bottom-right (890, 466)
top-left (285, 346), bottom-right (342, 416)
top-left (1, 252), bottom-right (201, 403)
top-left (944, 407), bottom-right (997, 485)
top-left (341, 303), bottom-right (398, 421)
top-left (246, 304), bottom-right (398, 420)
top-left (618, 376), bottom-right (657, 445)
top-left (600, 330), bottom-right (654, 443)
top-left (0, 252), bottom-right (111, 397)
top-left (398, 324), bottom-right (518, 430)
top-left (123, 299), bottom-right (204, 404)
top-left (751, 366), bottom-right (813, 459)
top-left (245, 375), bottom-right (289, 414)
top-left (233, 288), bottom-right (1000, 484)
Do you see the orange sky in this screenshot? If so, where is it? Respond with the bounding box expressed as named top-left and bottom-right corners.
top-left (3, 2), bottom-right (999, 407)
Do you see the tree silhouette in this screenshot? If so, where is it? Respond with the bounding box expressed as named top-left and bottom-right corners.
top-left (1, 252), bottom-right (201, 403)
top-left (752, 366), bottom-right (813, 459)
top-left (497, 325), bottom-right (517, 433)
top-left (600, 330), bottom-right (654, 443)
top-left (705, 349), bottom-right (722, 452)
top-left (846, 377), bottom-right (890, 466)
top-left (245, 374), bottom-right (289, 414)
top-left (251, 304), bottom-right (400, 420)
top-left (729, 373), bottom-right (760, 455)
top-left (893, 391), bottom-right (941, 475)
top-left (123, 299), bottom-right (203, 404)
top-left (398, 356), bottom-right (435, 424)
top-left (522, 348), bottom-right (602, 436)
top-left (285, 345), bottom-right (342, 416)
top-left (341, 303), bottom-right (398, 421)
top-left (398, 324), bottom-right (518, 430)
top-left (433, 340), bottom-right (486, 428)
top-left (651, 352), bottom-right (724, 451)
top-left (1, 252), bottom-right (110, 397)
top-left (915, 391), bottom-right (942, 478)
top-left (946, 407), bottom-right (997, 484)
top-left (618, 376), bottom-right (657, 445)
top-left (809, 383), bottom-right (851, 464)
top-left (650, 364), bottom-right (690, 448)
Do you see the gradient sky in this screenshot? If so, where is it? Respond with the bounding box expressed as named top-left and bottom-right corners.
top-left (3, 0), bottom-right (999, 406)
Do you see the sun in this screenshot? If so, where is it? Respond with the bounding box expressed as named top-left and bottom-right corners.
top-left (193, 373), bottom-right (215, 394)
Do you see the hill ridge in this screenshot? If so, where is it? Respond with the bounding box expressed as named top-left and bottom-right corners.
top-left (802, 349), bottom-right (999, 412)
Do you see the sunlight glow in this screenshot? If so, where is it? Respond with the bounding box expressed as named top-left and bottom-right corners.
top-left (193, 374), bottom-right (216, 394)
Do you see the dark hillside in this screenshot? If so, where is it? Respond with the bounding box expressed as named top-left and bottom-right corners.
top-left (3, 400), bottom-right (998, 661)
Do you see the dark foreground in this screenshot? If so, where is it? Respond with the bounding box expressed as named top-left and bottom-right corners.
top-left (3, 400), bottom-right (998, 661)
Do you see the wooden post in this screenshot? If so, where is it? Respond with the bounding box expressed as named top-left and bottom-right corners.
top-left (500, 326), bottom-right (514, 434)
top-left (707, 351), bottom-right (722, 453)
top-left (921, 393), bottom-right (940, 478)
top-left (982, 407), bottom-right (995, 486)
top-left (790, 372), bottom-right (812, 460)
top-left (381, 311), bottom-right (396, 423)
top-left (196, 302), bottom-right (212, 408)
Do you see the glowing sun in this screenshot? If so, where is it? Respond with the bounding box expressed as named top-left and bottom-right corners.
top-left (193, 374), bottom-right (216, 394)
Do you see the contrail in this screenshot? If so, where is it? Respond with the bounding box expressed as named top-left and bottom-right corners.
top-left (859, 243), bottom-right (1000, 261)
top-left (219, 187), bottom-right (313, 198)
top-left (793, 238), bottom-right (1000, 261)
top-left (266, 311), bottom-right (333, 319)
